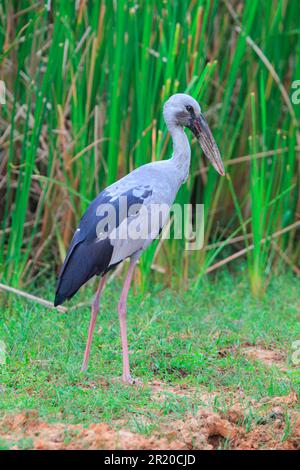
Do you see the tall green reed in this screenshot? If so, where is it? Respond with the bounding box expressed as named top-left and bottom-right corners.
top-left (0, 0), bottom-right (299, 296)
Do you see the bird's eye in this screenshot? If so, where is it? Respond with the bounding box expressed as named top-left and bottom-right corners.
top-left (186, 105), bottom-right (193, 113)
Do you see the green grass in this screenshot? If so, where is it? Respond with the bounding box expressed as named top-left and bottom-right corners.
top-left (0, 266), bottom-right (299, 428)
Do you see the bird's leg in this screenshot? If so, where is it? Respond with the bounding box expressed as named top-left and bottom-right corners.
top-left (81, 275), bottom-right (106, 371)
top-left (118, 258), bottom-right (138, 384)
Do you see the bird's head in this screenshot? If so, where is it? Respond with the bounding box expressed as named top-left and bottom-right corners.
top-left (163, 93), bottom-right (225, 176)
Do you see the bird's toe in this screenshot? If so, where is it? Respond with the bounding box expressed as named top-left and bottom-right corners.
top-left (122, 374), bottom-right (142, 386)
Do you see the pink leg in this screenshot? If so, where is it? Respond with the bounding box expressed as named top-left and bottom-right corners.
top-left (81, 275), bottom-right (106, 371)
top-left (118, 257), bottom-right (138, 383)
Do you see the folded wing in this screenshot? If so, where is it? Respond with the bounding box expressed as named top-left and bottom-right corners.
top-left (54, 184), bottom-right (153, 306)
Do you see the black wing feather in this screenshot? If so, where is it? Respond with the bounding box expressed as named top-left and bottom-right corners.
top-left (54, 185), bottom-right (152, 306)
top-left (54, 237), bottom-right (113, 306)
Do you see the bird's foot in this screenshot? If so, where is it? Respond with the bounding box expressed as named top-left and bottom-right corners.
top-left (122, 373), bottom-right (142, 386)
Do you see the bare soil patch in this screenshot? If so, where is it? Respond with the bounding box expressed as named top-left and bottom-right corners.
top-left (242, 346), bottom-right (287, 370)
top-left (1, 390), bottom-right (299, 450)
top-left (0, 410), bottom-right (182, 450)
top-left (169, 397), bottom-right (300, 450)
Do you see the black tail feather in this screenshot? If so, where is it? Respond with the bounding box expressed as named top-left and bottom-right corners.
top-left (54, 238), bottom-right (113, 307)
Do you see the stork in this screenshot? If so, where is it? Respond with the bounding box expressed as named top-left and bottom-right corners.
top-left (54, 94), bottom-right (225, 384)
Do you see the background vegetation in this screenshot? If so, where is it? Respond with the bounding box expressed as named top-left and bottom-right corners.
top-left (0, 0), bottom-right (300, 451)
top-left (0, 0), bottom-right (299, 299)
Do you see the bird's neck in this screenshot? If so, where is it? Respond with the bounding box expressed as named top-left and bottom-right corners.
top-left (168, 125), bottom-right (191, 183)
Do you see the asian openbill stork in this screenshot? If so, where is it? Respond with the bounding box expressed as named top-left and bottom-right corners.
top-left (54, 94), bottom-right (225, 384)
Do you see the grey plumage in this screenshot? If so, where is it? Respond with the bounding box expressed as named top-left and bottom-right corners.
top-left (54, 161), bottom-right (180, 306)
top-left (55, 94), bottom-right (224, 307)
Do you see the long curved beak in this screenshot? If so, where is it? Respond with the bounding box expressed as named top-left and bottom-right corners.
top-left (189, 113), bottom-right (225, 176)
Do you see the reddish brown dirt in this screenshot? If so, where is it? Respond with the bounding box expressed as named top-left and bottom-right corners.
top-left (242, 346), bottom-right (287, 370)
top-left (169, 395), bottom-right (300, 450)
top-left (1, 391), bottom-right (299, 450)
top-left (0, 410), bottom-right (183, 450)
